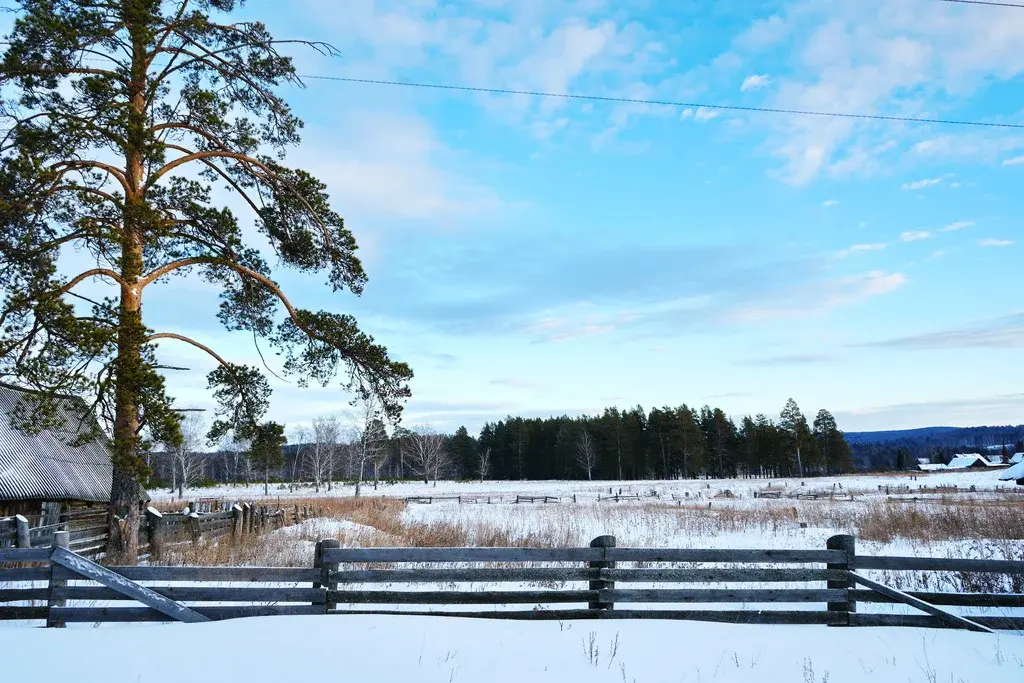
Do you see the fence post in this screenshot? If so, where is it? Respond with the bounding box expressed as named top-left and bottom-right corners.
top-left (588, 534), bottom-right (616, 611)
top-left (146, 507), bottom-right (164, 561)
top-left (231, 504), bottom-right (243, 539)
top-left (46, 530), bottom-right (70, 628)
top-left (826, 534), bottom-right (856, 626)
top-left (318, 539), bottom-right (340, 612)
top-left (243, 503), bottom-right (252, 534)
top-left (188, 512), bottom-right (202, 545)
top-left (15, 514), bottom-right (30, 548)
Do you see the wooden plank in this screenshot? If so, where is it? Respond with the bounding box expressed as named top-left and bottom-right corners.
top-left (328, 609), bottom-right (835, 624)
top-left (0, 548), bottom-right (51, 562)
top-left (329, 590), bottom-right (598, 604)
top-left (50, 547), bottom-right (209, 623)
top-left (600, 589), bottom-right (846, 604)
top-left (0, 567), bottom-right (50, 581)
top-left (0, 588), bottom-right (49, 602)
top-left (854, 556), bottom-right (1024, 574)
top-left (50, 604), bottom-right (325, 622)
top-left (332, 568), bottom-right (601, 583)
top-left (0, 607), bottom-right (49, 620)
top-left (68, 526), bottom-right (108, 542)
top-left (54, 586), bottom-right (324, 602)
top-left (847, 572), bottom-right (992, 633)
top-left (324, 547), bottom-right (603, 563)
top-left (851, 613), bottom-right (1024, 631)
top-left (851, 590), bottom-right (1024, 608)
top-left (604, 549), bottom-right (843, 564)
top-left (53, 565), bottom-right (320, 583)
top-left (602, 568), bottom-right (843, 583)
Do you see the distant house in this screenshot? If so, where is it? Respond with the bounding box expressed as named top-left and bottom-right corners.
top-left (999, 460), bottom-right (1024, 485)
top-left (1009, 453), bottom-right (1024, 466)
top-left (0, 383), bottom-right (120, 523)
top-left (918, 462), bottom-right (948, 472)
top-left (918, 453), bottom-right (1009, 472)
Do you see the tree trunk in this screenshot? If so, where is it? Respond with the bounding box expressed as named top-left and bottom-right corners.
top-left (264, 464), bottom-right (269, 496)
top-left (373, 463), bottom-right (379, 491)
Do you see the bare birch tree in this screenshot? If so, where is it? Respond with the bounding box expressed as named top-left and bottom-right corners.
top-left (169, 411), bottom-right (206, 498)
top-left (305, 415), bottom-right (340, 493)
top-left (349, 398), bottom-right (387, 497)
top-left (576, 429), bottom-right (598, 481)
top-left (408, 427), bottom-right (450, 486)
top-left (478, 446), bottom-right (491, 483)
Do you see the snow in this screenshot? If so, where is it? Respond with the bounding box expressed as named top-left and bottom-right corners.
top-left (6, 615), bottom-right (1024, 683)
top-left (1000, 461), bottom-right (1024, 481)
top-left (1011, 453), bottom-right (1024, 466)
top-left (149, 468), bottom-right (1018, 504)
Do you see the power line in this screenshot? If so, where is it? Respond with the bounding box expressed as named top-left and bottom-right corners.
top-left (301, 75), bottom-right (1024, 130)
top-left (936, 0), bottom-right (1024, 7)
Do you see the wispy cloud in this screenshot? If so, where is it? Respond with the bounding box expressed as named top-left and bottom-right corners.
top-left (899, 230), bottom-right (932, 242)
top-left (1004, 155), bottom-right (1024, 167)
top-left (901, 177), bottom-right (944, 191)
top-left (859, 311), bottom-right (1024, 350)
top-left (822, 199), bottom-right (839, 208)
top-left (739, 353), bottom-right (835, 366)
top-left (979, 238), bottom-right (1014, 248)
top-left (836, 242), bottom-right (888, 258)
top-left (681, 107), bottom-right (720, 122)
top-left (940, 221), bottom-right (974, 232)
top-left (740, 73), bottom-right (771, 92)
top-left (727, 270), bottom-right (907, 322)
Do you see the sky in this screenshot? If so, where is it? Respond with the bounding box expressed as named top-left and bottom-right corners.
top-left (10, 0), bottom-right (1024, 437)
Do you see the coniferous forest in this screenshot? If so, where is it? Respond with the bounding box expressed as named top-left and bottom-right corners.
top-left (445, 399), bottom-right (853, 481)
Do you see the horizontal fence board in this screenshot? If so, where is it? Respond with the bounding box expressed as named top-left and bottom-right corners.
top-left (332, 568), bottom-right (600, 584)
top-left (55, 586), bottom-right (323, 602)
top-left (602, 568), bottom-right (843, 583)
top-left (851, 614), bottom-right (1024, 630)
top-left (325, 548), bottom-right (602, 563)
top-left (851, 590), bottom-right (1024, 608)
top-left (329, 590), bottom-right (598, 605)
top-left (327, 609), bottom-right (836, 624)
top-left (855, 556), bottom-right (1024, 574)
top-left (605, 549), bottom-right (843, 564)
top-left (0, 606), bottom-right (48, 620)
top-left (0, 588), bottom-right (49, 602)
top-left (0, 567), bottom-right (49, 581)
top-left (50, 604), bottom-right (324, 622)
top-left (0, 548), bottom-right (50, 562)
top-left (61, 566), bottom-right (321, 583)
top-left (601, 589), bottom-right (846, 604)
top-left (324, 547), bottom-right (844, 564)
top-left (69, 526), bottom-right (108, 541)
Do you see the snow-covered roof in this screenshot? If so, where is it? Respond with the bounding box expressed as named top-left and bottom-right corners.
top-left (1010, 453), bottom-right (1024, 465)
top-left (946, 454), bottom-right (988, 469)
top-left (999, 461), bottom-right (1024, 481)
top-left (918, 463), bottom-right (947, 471)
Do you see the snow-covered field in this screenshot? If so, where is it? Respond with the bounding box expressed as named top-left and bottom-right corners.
top-left (7, 614), bottom-right (1024, 683)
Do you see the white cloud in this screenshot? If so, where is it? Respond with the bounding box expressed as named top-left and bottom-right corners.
top-left (728, 270), bottom-right (907, 322)
top-left (835, 242), bottom-right (889, 258)
top-left (739, 0), bottom-right (1024, 184)
top-left (822, 199), bottom-right (839, 207)
top-left (740, 74), bottom-right (771, 92)
top-left (733, 15), bottom-right (789, 52)
top-left (979, 238), bottom-right (1014, 248)
top-left (941, 220), bottom-right (974, 232)
top-left (1004, 155), bottom-right (1024, 166)
top-left (900, 230), bottom-right (933, 242)
top-left (901, 177), bottom-right (944, 191)
top-left (695, 107), bottom-right (720, 122)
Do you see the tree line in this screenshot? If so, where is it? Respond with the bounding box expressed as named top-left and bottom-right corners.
top-left (154, 398), bottom-right (854, 492)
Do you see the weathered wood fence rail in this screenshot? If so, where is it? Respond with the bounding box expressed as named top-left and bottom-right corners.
top-left (2, 534), bottom-right (1023, 630)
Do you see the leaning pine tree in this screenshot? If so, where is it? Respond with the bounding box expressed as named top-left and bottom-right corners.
top-left (0, 1), bottom-right (412, 562)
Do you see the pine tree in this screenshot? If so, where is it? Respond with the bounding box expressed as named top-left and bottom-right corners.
top-left (448, 425), bottom-right (476, 479)
top-left (249, 422), bottom-right (286, 496)
top-left (0, 1), bottom-right (412, 559)
top-left (780, 399), bottom-right (809, 477)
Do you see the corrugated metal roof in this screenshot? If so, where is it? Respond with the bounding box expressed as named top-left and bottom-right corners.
top-left (0, 384), bottom-right (112, 502)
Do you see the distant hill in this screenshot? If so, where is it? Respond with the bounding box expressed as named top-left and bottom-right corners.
top-left (845, 425), bottom-right (1024, 470)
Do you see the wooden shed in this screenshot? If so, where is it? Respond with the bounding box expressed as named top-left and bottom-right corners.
top-left (0, 383), bottom-right (127, 553)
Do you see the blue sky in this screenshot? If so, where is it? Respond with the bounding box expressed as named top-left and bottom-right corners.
top-left (15, 0), bottom-right (1024, 436)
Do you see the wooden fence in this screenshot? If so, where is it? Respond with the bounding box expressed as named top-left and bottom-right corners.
top-left (0, 501), bottom-right (315, 559)
top-left (2, 534), bottom-right (1023, 630)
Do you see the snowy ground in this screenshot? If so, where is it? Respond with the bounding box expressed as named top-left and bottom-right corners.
top-left (149, 468), bottom-right (1020, 505)
top-left (7, 615), bottom-right (1024, 683)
